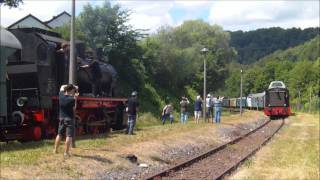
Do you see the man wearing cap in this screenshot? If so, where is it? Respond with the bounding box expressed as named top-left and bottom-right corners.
top-left (126, 91), bottom-right (139, 135)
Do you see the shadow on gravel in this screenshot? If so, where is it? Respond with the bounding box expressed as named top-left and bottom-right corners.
top-left (73, 154), bottom-right (113, 164)
top-left (219, 122), bottom-right (250, 130)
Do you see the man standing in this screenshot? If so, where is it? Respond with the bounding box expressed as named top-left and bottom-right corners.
top-left (205, 94), bottom-right (213, 123)
top-left (54, 84), bottom-right (78, 157)
top-left (180, 96), bottom-right (189, 124)
top-left (194, 95), bottom-right (202, 124)
top-left (127, 91), bottom-right (139, 135)
top-left (214, 96), bottom-right (222, 123)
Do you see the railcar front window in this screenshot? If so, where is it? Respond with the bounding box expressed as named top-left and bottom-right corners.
top-left (269, 91), bottom-right (286, 106)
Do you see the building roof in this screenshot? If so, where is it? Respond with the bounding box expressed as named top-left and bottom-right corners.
top-left (7, 14), bottom-right (52, 30)
top-left (45, 11), bottom-right (71, 24)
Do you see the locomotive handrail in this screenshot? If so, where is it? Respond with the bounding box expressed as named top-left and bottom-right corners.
top-left (11, 88), bottom-right (38, 91)
top-left (52, 96), bottom-right (127, 102)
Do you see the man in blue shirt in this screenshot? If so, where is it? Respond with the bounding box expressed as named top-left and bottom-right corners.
top-left (194, 95), bottom-right (202, 124)
top-left (54, 84), bottom-right (78, 157)
top-left (214, 96), bottom-right (222, 123)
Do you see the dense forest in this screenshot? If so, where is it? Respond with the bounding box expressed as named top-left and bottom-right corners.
top-left (230, 27), bottom-right (319, 64)
top-left (53, 2), bottom-right (319, 114)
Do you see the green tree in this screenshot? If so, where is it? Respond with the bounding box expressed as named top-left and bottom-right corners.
top-left (141, 20), bottom-right (235, 96)
top-left (0, 0), bottom-right (23, 8)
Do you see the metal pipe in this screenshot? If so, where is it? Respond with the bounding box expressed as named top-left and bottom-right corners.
top-left (240, 69), bottom-right (243, 116)
top-left (69, 0), bottom-right (76, 148)
top-left (204, 55), bottom-right (206, 121)
top-left (69, 0), bottom-right (76, 84)
top-left (201, 48), bottom-right (208, 122)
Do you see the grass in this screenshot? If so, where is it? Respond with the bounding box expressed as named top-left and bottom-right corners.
top-left (0, 110), bottom-right (264, 179)
top-left (230, 112), bottom-right (320, 180)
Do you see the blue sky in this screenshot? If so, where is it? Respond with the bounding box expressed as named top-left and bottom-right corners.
top-left (1, 1), bottom-right (319, 33)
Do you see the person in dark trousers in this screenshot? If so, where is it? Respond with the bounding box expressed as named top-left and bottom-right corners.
top-left (54, 84), bottom-right (78, 157)
top-left (162, 103), bottom-right (174, 125)
top-left (126, 91), bottom-right (139, 135)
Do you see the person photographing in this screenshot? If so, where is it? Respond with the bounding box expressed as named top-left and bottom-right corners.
top-left (54, 84), bottom-right (79, 157)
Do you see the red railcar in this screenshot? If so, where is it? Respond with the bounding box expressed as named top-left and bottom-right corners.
top-left (264, 81), bottom-right (291, 119)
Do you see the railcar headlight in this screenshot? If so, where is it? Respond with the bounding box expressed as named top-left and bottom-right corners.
top-left (16, 97), bottom-right (28, 107)
top-left (284, 104), bottom-right (287, 107)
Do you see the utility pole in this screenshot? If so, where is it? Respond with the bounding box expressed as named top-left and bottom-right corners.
top-left (309, 87), bottom-right (312, 113)
top-left (298, 90), bottom-right (301, 111)
top-left (69, 0), bottom-right (76, 148)
top-left (201, 48), bottom-right (208, 122)
top-left (240, 69), bottom-right (243, 116)
top-left (69, 0), bottom-right (76, 84)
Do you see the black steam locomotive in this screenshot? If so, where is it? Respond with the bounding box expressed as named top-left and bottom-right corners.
top-left (1, 27), bottom-right (126, 141)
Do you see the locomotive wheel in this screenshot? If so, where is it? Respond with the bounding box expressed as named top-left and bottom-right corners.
top-left (86, 115), bottom-right (100, 134)
top-left (75, 115), bottom-right (85, 135)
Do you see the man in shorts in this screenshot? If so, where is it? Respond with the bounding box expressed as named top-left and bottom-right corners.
top-left (54, 84), bottom-right (78, 157)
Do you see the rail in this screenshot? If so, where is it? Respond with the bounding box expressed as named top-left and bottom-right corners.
top-left (144, 119), bottom-right (284, 180)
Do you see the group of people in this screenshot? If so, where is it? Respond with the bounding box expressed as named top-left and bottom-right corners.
top-left (161, 94), bottom-right (222, 125)
top-left (53, 85), bottom-right (221, 157)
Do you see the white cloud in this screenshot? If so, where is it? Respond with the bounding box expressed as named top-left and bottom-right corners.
top-left (116, 1), bottom-right (213, 32)
top-left (115, 1), bottom-right (174, 32)
top-left (173, 1), bottom-right (212, 10)
top-left (208, 1), bottom-right (319, 31)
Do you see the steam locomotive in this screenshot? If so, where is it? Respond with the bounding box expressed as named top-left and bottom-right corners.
top-left (0, 27), bottom-right (127, 142)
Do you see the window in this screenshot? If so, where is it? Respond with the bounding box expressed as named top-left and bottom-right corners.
top-left (37, 43), bottom-right (47, 62)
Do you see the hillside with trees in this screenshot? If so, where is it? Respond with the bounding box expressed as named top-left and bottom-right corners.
top-left (230, 27), bottom-right (319, 64)
top-left (259, 35), bottom-right (320, 63)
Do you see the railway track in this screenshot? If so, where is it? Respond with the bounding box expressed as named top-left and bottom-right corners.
top-left (144, 119), bottom-right (284, 180)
